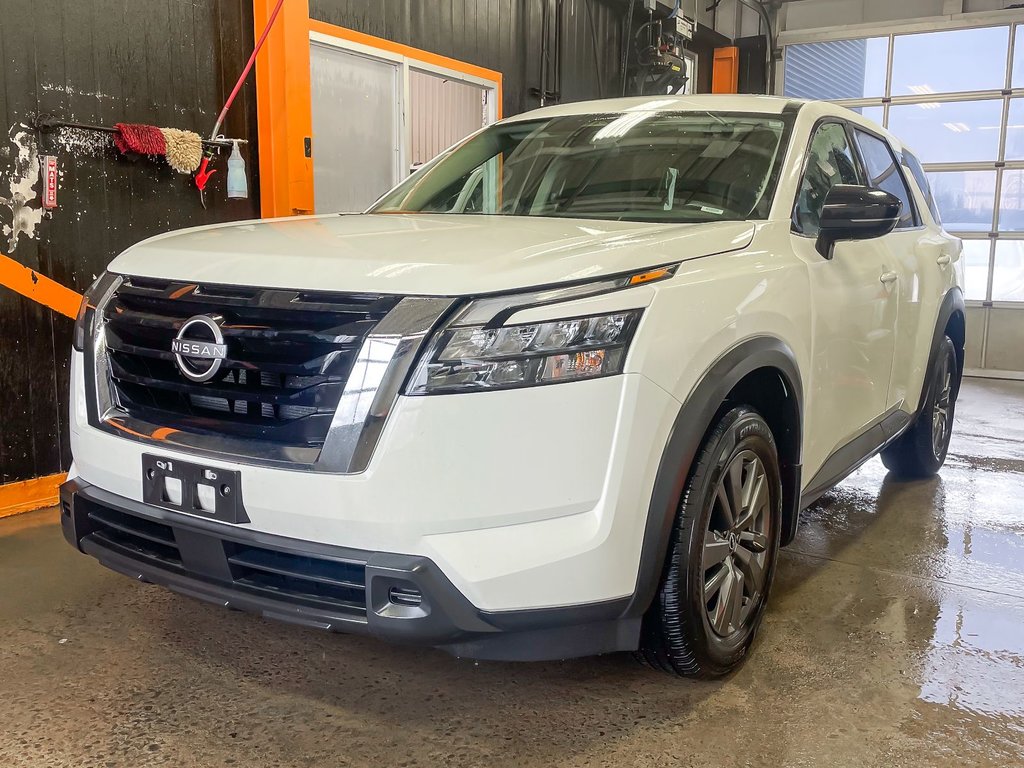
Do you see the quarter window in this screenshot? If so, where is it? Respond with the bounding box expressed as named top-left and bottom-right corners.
top-left (902, 149), bottom-right (941, 225)
top-left (853, 129), bottom-right (917, 229)
top-left (793, 123), bottom-right (862, 236)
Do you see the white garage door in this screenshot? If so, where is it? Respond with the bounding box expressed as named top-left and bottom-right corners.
top-left (782, 23), bottom-right (1024, 376)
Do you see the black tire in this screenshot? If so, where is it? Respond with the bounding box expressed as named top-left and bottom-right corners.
top-left (637, 406), bottom-right (783, 678)
top-left (880, 336), bottom-right (957, 479)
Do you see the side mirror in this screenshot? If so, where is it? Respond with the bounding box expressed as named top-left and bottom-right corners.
top-left (816, 185), bottom-right (902, 259)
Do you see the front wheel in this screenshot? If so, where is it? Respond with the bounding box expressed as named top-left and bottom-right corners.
top-left (881, 336), bottom-right (957, 478)
top-left (637, 407), bottom-right (782, 678)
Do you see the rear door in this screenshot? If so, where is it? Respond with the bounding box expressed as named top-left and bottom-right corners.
top-left (792, 121), bottom-right (899, 478)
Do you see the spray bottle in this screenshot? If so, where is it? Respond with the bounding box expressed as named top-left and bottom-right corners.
top-left (227, 140), bottom-right (248, 199)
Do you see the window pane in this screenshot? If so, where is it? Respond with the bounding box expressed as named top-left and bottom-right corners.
top-left (999, 169), bottom-right (1024, 231)
top-left (310, 43), bottom-right (399, 212)
top-left (927, 170), bottom-right (995, 231)
top-left (854, 130), bottom-right (916, 228)
top-left (847, 105), bottom-right (885, 126)
top-left (374, 114), bottom-right (789, 222)
top-left (887, 100), bottom-right (1003, 163)
top-left (793, 123), bottom-right (862, 236)
top-left (783, 38), bottom-right (888, 100)
top-left (891, 27), bottom-right (1009, 95)
top-left (961, 240), bottom-right (992, 301)
top-left (1002, 99), bottom-right (1024, 161)
top-left (992, 241), bottom-right (1024, 301)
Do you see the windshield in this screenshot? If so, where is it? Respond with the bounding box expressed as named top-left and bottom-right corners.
top-left (371, 111), bottom-right (789, 223)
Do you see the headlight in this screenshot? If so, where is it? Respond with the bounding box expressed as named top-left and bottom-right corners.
top-left (72, 272), bottom-right (121, 351)
top-left (405, 309), bottom-right (643, 395)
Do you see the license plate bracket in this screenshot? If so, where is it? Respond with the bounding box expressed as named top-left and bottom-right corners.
top-left (142, 454), bottom-right (249, 524)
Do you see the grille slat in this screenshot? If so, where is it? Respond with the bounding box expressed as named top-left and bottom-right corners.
top-left (102, 278), bottom-right (399, 447)
top-left (225, 542), bottom-right (366, 612)
top-left (108, 356), bottom-right (342, 407)
top-left (227, 547), bottom-right (365, 590)
top-left (85, 506), bottom-right (182, 567)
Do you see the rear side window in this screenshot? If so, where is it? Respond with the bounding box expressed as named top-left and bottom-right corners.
top-left (853, 129), bottom-right (918, 229)
top-left (794, 122), bottom-right (863, 236)
top-left (902, 149), bottom-right (942, 225)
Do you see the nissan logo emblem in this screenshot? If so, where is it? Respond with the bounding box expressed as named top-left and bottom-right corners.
top-left (171, 315), bottom-right (228, 382)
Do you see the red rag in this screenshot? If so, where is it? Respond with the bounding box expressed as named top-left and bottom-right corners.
top-left (113, 123), bottom-right (167, 156)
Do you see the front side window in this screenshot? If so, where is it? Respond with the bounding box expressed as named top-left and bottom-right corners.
top-left (854, 129), bottom-right (917, 229)
top-left (372, 112), bottom-right (789, 223)
top-left (793, 122), bottom-right (862, 236)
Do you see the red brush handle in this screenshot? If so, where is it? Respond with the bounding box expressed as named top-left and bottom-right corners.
top-left (209, 0), bottom-right (286, 141)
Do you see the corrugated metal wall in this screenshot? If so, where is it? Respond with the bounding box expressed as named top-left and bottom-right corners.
top-left (0, 0), bottom-right (260, 484)
top-left (309, 0), bottom-right (625, 115)
top-left (782, 39), bottom-right (869, 100)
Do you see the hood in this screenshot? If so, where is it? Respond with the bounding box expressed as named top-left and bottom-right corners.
top-left (109, 213), bottom-right (757, 296)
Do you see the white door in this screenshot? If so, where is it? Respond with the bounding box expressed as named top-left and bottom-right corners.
top-left (793, 121), bottom-right (898, 475)
top-left (310, 42), bottom-right (401, 213)
top-left (849, 127), bottom-right (932, 411)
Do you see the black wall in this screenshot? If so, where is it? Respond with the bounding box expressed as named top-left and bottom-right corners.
top-left (0, 0), bottom-right (627, 485)
top-left (0, 0), bottom-right (260, 484)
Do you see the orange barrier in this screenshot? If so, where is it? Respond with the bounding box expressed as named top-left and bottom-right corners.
top-left (0, 473), bottom-right (64, 519)
top-left (0, 252), bottom-right (82, 318)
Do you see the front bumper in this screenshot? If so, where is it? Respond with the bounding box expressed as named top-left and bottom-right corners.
top-left (60, 478), bottom-right (639, 661)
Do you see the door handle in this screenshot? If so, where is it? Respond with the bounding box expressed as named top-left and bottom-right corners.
top-left (879, 271), bottom-right (898, 284)
top-left (936, 254), bottom-right (952, 266)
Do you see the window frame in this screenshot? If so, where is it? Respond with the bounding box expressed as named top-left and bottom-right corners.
top-left (790, 117), bottom-right (868, 238)
top-left (848, 124), bottom-right (923, 230)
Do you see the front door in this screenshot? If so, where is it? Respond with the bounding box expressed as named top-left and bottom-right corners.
top-left (792, 121), bottom-right (899, 478)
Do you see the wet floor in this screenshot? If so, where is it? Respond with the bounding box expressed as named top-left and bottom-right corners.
top-left (1, 378), bottom-right (1023, 767)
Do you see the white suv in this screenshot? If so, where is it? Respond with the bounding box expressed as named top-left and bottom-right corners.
top-left (62, 96), bottom-right (965, 677)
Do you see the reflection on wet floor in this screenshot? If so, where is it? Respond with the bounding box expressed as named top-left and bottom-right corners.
top-left (0, 378), bottom-right (1022, 767)
top-left (792, 379), bottom-right (1024, 744)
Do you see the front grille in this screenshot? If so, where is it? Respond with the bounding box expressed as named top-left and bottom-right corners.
top-left (101, 277), bottom-right (400, 447)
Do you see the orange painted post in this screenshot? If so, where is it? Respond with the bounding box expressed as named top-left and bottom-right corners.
top-left (712, 46), bottom-right (740, 94)
top-left (254, 0), bottom-right (314, 218)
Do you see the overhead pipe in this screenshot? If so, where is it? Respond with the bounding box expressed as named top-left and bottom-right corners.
top-left (737, 0), bottom-right (775, 94)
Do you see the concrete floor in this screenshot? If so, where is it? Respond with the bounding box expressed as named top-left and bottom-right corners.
top-left (2, 379), bottom-right (1023, 767)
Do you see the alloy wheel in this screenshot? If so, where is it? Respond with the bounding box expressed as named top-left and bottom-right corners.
top-left (701, 450), bottom-right (771, 639)
top-left (931, 353), bottom-right (953, 459)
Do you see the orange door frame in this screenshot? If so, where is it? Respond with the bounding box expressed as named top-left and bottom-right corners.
top-left (712, 46), bottom-right (740, 94)
top-left (253, 0), bottom-right (502, 219)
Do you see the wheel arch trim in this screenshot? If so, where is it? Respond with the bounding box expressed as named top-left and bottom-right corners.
top-left (921, 287), bottom-right (966, 411)
top-left (622, 336), bottom-right (804, 619)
